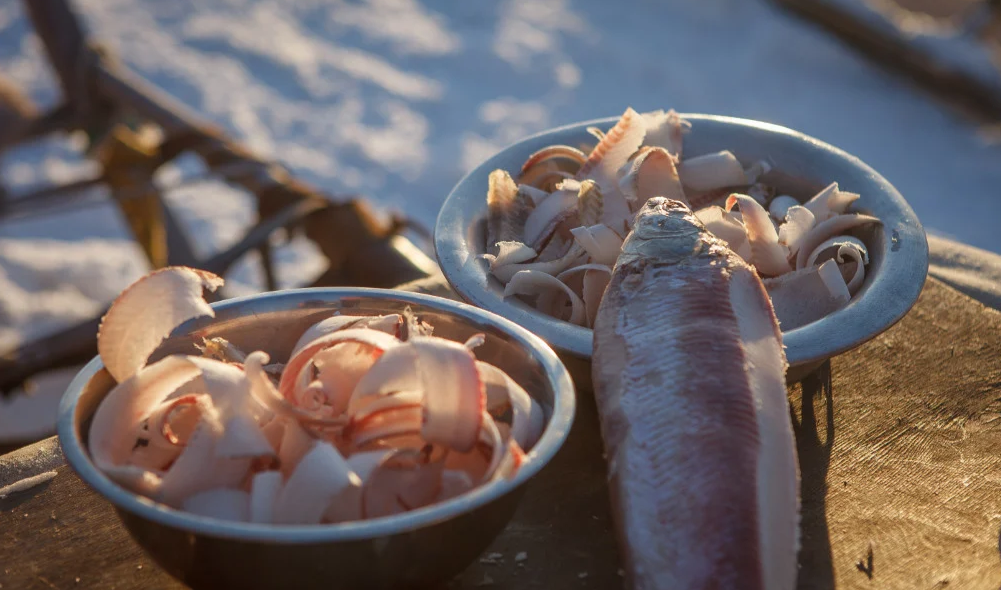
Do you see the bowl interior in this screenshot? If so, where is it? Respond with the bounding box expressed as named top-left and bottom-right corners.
top-left (435, 114), bottom-right (928, 368)
top-left (58, 288), bottom-right (575, 543)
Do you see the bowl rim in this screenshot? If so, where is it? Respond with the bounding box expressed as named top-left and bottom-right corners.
top-left (56, 287), bottom-right (576, 543)
top-left (434, 112), bottom-right (929, 367)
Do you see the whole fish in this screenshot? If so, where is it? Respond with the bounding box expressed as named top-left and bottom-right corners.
top-left (592, 197), bottom-right (800, 590)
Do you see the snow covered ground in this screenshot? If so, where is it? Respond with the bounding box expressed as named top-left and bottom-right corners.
top-left (1, 0), bottom-right (1000, 440)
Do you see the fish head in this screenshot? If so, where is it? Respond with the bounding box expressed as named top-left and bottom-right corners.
top-left (618, 197), bottom-right (713, 267)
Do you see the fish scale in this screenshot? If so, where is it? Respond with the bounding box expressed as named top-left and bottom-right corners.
top-left (593, 197), bottom-right (799, 590)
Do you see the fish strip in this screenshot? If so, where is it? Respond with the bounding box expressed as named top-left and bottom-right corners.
top-left (618, 146), bottom-right (687, 209)
top-left (802, 182), bottom-right (860, 223)
top-left (273, 442), bottom-right (360, 524)
top-left (726, 194), bottom-right (793, 276)
top-left (570, 225), bottom-right (622, 266)
top-left (486, 169), bottom-right (532, 252)
top-left (98, 267), bottom-right (224, 383)
top-left (504, 270), bottom-right (586, 326)
top-left (577, 179), bottom-right (604, 227)
top-left (182, 488), bottom-right (251, 522)
top-left (641, 109), bottom-right (690, 157)
top-left (768, 195), bottom-right (799, 220)
top-left (676, 151), bottom-right (746, 192)
top-left (480, 241), bottom-right (537, 270)
top-left (576, 107), bottom-right (646, 235)
top-left (520, 145), bottom-right (587, 176)
top-left (777, 205), bottom-right (816, 258)
top-left (278, 329), bottom-right (399, 402)
top-left (487, 243), bottom-right (584, 284)
top-left (523, 187), bottom-right (578, 250)
top-left (477, 361), bottom-right (545, 450)
top-left (290, 315), bottom-right (402, 359)
top-left (794, 214), bottom-right (881, 270)
top-left (694, 206), bottom-right (751, 262)
top-left (805, 236), bottom-right (869, 295)
top-left (764, 259), bottom-right (852, 330)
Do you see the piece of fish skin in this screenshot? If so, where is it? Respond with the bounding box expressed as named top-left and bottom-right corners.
top-left (592, 197), bottom-right (799, 590)
top-left (486, 169), bottom-right (531, 254)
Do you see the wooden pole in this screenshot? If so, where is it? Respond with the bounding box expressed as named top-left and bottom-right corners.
top-left (21, 0), bottom-right (90, 108)
top-left (0, 75), bottom-right (37, 150)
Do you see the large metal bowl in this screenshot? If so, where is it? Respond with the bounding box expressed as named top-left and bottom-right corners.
top-left (57, 288), bottom-right (576, 590)
top-left (435, 114), bottom-right (929, 383)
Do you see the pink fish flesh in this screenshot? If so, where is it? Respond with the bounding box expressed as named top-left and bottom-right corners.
top-left (592, 197), bottom-right (800, 590)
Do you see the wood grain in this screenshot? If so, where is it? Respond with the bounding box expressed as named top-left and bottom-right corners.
top-left (792, 278), bottom-right (1001, 589)
top-left (1, 278), bottom-right (999, 589)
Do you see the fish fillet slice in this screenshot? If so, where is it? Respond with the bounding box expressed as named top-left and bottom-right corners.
top-left (486, 169), bottom-right (530, 252)
top-left (576, 107), bottom-right (646, 234)
top-left (728, 267), bottom-right (800, 590)
top-left (98, 267), bottom-right (223, 383)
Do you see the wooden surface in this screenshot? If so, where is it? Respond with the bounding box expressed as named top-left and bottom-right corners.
top-left (1, 277), bottom-right (1000, 589)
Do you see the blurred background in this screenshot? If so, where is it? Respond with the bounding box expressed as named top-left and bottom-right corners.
top-left (1, 0), bottom-right (1000, 446)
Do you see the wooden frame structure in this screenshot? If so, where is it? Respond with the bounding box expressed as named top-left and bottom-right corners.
top-left (0, 0), bottom-right (437, 394)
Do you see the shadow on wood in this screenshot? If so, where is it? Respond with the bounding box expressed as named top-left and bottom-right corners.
top-left (792, 361), bottom-right (836, 590)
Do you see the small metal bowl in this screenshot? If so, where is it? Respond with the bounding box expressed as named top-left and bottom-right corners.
top-left (57, 288), bottom-right (575, 590)
top-left (435, 114), bottom-right (929, 383)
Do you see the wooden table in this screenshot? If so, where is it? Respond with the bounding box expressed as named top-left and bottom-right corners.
top-left (2, 277), bottom-right (1000, 589)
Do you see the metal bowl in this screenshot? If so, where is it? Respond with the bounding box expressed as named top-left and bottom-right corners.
top-left (435, 114), bottom-right (928, 383)
top-left (57, 288), bottom-right (575, 590)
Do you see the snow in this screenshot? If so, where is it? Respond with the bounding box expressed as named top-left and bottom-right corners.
top-left (1, 0), bottom-right (999, 440)
top-left (827, 0), bottom-right (1001, 100)
top-left (0, 470), bottom-right (58, 498)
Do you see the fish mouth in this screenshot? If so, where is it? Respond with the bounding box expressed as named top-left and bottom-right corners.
top-left (641, 196), bottom-right (691, 215)
top-left (631, 197), bottom-right (704, 241)
top-left (618, 197), bottom-right (706, 265)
